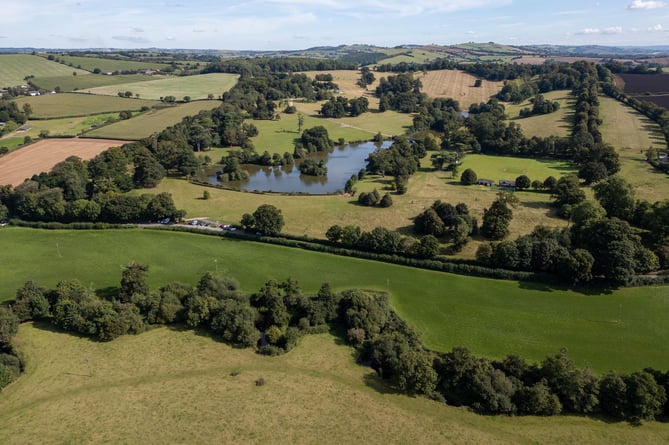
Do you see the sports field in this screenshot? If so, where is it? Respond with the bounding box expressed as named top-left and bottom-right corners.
top-left (2, 227), bottom-right (667, 372)
top-left (84, 100), bottom-right (222, 140)
top-left (0, 55), bottom-right (88, 87)
top-left (85, 73), bottom-right (239, 101)
top-left (0, 138), bottom-right (127, 186)
top-left (3, 325), bottom-right (667, 445)
top-left (14, 93), bottom-right (157, 119)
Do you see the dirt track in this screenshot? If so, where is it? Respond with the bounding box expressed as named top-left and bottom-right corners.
top-left (0, 138), bottom-right (128, 187)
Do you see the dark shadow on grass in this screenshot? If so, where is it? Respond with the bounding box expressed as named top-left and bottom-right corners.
top-left (31, 320), bottom-right (104, 342)
top-left (517, 278), bottom-right (615, 296)
top-left (96, 286), bottom-right (120, 300)
top-left (362, 372), bottom-right (403, 396)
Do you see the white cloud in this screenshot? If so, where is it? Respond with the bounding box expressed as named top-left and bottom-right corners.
top-left (648, 24), bottom-right (664, 30)
top-left (577, 26), bottom-right (623, 35)
top-left (628, 0), bottom-right (666, 10)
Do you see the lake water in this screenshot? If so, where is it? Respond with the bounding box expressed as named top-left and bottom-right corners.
top-left (206, 141), bottom-right (390, 194)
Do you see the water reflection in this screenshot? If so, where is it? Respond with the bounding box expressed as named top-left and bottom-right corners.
top-left (206, 141), bottom-right (390, 194)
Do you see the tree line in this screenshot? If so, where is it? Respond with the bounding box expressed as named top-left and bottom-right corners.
top-left (2, 268), bottom-right (669, 423)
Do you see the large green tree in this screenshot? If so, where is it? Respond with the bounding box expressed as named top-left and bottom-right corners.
top-left (250, 204), bottom-right (284, 236)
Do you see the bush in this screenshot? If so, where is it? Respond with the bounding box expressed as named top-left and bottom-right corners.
top-left (460, 168), bottom-right (477, 185)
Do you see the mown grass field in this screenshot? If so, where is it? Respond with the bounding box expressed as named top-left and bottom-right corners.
top-left (85, 73), bottom-right (239, 101)
top-left (374, 48), bottom-right (447, 66)
top-left (30, 74), bottom-right (155, 93)
top-left (52, 55), bottom-right (168, 73)
top-left (84, 100), bottom-right (222, 140)
top-left (4, 326), bottom-right (668, 445)
top-left (1, 228), bottom-right (669, 373)
top-left (505, 90), bottom-right (574, 138)
top-left (0, 55), bottom-right (88, 87)
top-left (417, 69), bottom-right (504, 109)
top-left (0, 114), bottom-right (121, 142)
top-left (13, 93), bottom-right (158, 119)
top-left (599, 94), bottom-right (669, 203)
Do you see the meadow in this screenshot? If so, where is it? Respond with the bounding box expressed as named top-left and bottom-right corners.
top-left (3, 325), bottom-right (668, 445)
top-left (13, 93), bottom-right (158, 119)
top-left (30, 73), bottom-right (155, 93)
top-left (0, 55), bottom-right (88, 87)
top-left (2, 227), bottom-right (666, 372)
top-left (599, 94), bottom-right (669, 202)
top-left (85, 73), bottom-right (239, 101)
top-left (505, 90), bottom-right (574, 138)
top-left (52, 55), bottom-right (167, 73)
top-left (84, 100), bottom-right (223, 140)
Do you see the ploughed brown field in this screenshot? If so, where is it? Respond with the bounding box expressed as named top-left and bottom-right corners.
top-left (615, 73), bottom-right (669, 109)
top-left (0, 138), bottom-right (128, 187)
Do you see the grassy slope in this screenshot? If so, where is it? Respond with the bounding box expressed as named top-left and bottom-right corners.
top-left (417, 70), bottom-right (504, 109)
top-left (53, 55), bottom-right (167, 72)
top-left (598, 95), bottom-right (669, 203)
top-left (85, 73), bottom-right (240, 101)
top-left (3, 325), bottom-right (668, 445)
top-left (0, 114), bottom-right (121, 141)
top-left (13, 94), bottom-right (158, 119)
top-left (1, 227), bottom-right (669, 372)
top-left (84, 100), bottom-right (222, 140)
top-left (0, 55), bottom-right (88, 87)
top-left (505, 90), bottom-right (574, 138)
top-left (30, 73), bottom-right (155, 92)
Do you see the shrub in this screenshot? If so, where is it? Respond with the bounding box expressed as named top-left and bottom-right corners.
top-left (460, 168), bottom-right (477, 185)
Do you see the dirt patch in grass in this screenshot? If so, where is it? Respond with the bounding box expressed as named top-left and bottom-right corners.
top-left (0, 138), bottom-right (128, 186)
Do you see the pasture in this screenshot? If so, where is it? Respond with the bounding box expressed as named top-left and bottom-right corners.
top-left (0, 114), bottom-right (120, 141)
top-left (13, 93), bottom-right (157, 119)
top-left (1, 228), bottom-right (669, 373)
top-left (374, 48), bottom-right (447, 65)
top-left (85, 73), bottom-right (240, 101)
top-left (599, 95), bottom-right (669, 203)
top-left (3, 326), bottom-right (668, 445)
top-left (505, 90), bottom-right (574, 138)
top-left (30, 74), bottom-right (156, 93)
top-left (0, 55), bottom-right (88, 88)
top-left (52, 55), bottom-right (167, 73)
top-left (83, 100), bottom-right (222, 140)
top-left (417, 70), bottom-right (504, 109)
top-left (0, 138), bottom-right (127, 186)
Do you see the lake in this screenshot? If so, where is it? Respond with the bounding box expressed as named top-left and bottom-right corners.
top-left (207, 141), bottom-right (390, 194)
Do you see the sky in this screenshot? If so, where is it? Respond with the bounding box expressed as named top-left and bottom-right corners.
top-left (1, 0), bottom-right (669, 50)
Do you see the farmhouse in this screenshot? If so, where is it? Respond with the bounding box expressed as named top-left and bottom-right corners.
top-left (476, 178), bottom-right (494, 186)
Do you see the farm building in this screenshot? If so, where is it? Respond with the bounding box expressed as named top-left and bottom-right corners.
top-left (477, 179), bottom-right (494, 186)
top-left (499, 179), bottom-right (516, 187)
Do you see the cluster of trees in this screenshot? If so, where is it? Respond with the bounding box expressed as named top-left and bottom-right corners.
top-left (0, 150), bottom-right (184, 224)
top-left (519, 94), bottom-right (561, 117)
top-left (0, 100), bottom-right (30, 136)
top-left (480, 194), bottom-right (515, 240)
top-left (326, 224), bottom-right (440, 259)
top-left (298, 159), bottom-right (327, 176)
top-left (297, 126), bottom-right (334, 153)
top-left (414, 201), bottom-right (476, 250)
top-left (357, 189), bottom-right (392, 207)
top-left (357, 67), bottom-right (375, 88)
top-left (319, 96), bottom-right (369, 118)
top-left (0, 307), bottom-right (20, 390)
top-left (365, 136), bottom-right (427, 194)
top-left (375, 73), bottom-right (426, 113)
top-left (240, 204), bottom-right (285, 236)
top-left (202, 57), bottom-right (355, 76)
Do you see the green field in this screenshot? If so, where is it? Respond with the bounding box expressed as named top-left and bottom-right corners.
top-left (84, 100), bottom-right (222, 140)
top-left (52, 55), bottom-right (168, 73)
top-left (85, 73), bottom-right (240, 101)
top-left (505, 90), bottom-right (574, 138)
top-left (0, 137), bottom-right (25, 151)
top-left (459, 153), bottom-right (576, 183)
top-left (249, 105), bottom-right (411, 155)
top-left (13, 93), bottom-right (158, 119)
top-left (30, 74), bottom-right (156, 93)
top-left (599, 95), bottom-right (669, 203)
top-left (1, 227), bottom-right (668, 372)
top-left (0, 55), bottom-right (89, 87)
top-left (2, 324), bottom-right (668, 445)
top-left (375, 48), bottom-right (445, 66)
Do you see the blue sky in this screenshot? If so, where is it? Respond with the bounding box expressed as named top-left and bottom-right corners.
top-left (1, 0), bottom-right (669, 49)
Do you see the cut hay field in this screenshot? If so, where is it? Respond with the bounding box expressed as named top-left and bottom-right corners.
top-left (0, 55), bottom-right (88, 88)
top-left (0, 138), bottom-right (127, 186)
top-left (84, 100), bottom-right (222, 140)
top-left (53, 55), bottom-right (167, 73)
top-left (30, 74), bottom-right (156, 93)
top-left (13, 93), bottom-right (158, 119)
top-left (505, 90), bottom-right (574, 138)
top-left (417, 70), bottom-right (504, 109)
top-left (599, 95), bottom-right (669, 203)
top-left (4, 326), bottom-right (668, 445)
top-left (85, 73), bottom-right (239, 101)
top-left (1, 228), bottom-right (669, 373)
top-left (301, 70), bottom-right (378, 100)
